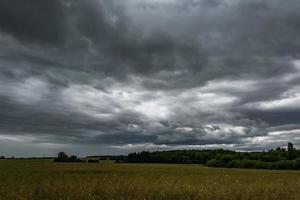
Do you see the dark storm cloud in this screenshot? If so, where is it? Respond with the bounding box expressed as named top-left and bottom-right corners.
top-left (0, 0), bottom-right (68, 45)
top-left (72, 0), bottom-right (207, 77)
top-left (1, 0), bottom-right (300, 156)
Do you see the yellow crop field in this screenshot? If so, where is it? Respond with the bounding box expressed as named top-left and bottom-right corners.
top-left (0, 160), bottom-right (300, 200)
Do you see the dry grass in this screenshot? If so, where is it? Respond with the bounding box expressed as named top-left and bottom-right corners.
top-left (0, 159), bottom-right (300, 200)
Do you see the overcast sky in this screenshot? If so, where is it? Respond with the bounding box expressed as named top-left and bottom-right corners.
top-left (1, 0), bottom-right (300, 156)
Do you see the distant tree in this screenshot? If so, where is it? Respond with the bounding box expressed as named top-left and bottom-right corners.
top-left (220, 154), bottom-right (234, 163)
top-left (88, 159), bottom-right (99, 163)
top-left (54, 152), bottom-right (84, 162)
top-left (276, 147), bottom-right (286, 152)
top-left (227, 160), bottom-right (240, 168)
top-left (275, 160), bottom-right (295, 170)
top-left (254, 161), bottom-right (274, 169)
top-left (288, 143), bottom-right (294, 150)
top-left (287, 143), bottom-right (297, 160)
top-left (205, 159), bottom-right (219, 167)
top-left (69, 155), bottom-right (78, 162)
top-left (238, 159), bottom-right (256, 169)
top-left (294, 158), bottom-right (300, 169)
top-left (0, 156), bottom-right (5, 159)
top-left (126, 143), bottom-right (300, 170)
top-left (58, 152), bottom-right (68, 160)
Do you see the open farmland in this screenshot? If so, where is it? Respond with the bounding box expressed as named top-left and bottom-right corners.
top-left (0, 160), bottom-right (300, 200)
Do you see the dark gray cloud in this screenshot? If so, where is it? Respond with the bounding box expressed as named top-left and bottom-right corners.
top-left (0, 0), bottom-right (68, 45)
top-left (0, 0), bottom-right (300, 156)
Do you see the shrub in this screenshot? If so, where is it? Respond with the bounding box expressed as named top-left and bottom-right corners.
top-left (227, 160), bottom-right (240, 168)
top-left (294, 158), bottom-right (300, 169)
top-left (220, 154), bottom-right (234, 163)
top-left (238, 160), bottom-right (256, 169)
top-left (206, 159), bottom-right (224, 167)
top-left (54, 152), bottom-right (69, 162)
top-left (53, 152), bottom-right (84, 163)
top-left (254, 161), bottom-right (274, 169)
top-left (274, 160), bottom-right (295, 170)
top-left (88, 159), bottom-right (99, 163)
top-left (69, 155), bottom-right (78, 161)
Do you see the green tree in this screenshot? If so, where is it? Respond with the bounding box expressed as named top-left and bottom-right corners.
top-left (54, 152), bottom-right (69, 162)
top-left (287, 143), bottom-right (297, 160)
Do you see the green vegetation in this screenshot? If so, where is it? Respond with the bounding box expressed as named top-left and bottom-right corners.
top-left (1, 159), bottom-right (300, 199)
top-left (87, 159), bottom-right (99, 163)
top-left (128, 143), bottom-right (300, 170)
top-left (53, 152), bottom-right (84, 163)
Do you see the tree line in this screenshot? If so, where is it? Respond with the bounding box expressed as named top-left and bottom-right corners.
top-left (53, 152), bottom-right (99, 163)
top-left (127, 143), bottom-right (300, 170)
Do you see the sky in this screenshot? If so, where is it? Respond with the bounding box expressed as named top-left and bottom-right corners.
top-left (1, 0), bottom-right (300, 157)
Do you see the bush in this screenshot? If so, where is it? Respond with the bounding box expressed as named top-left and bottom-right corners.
top-left (238, 160), bottom-right (256, 169)
top-left (206, 159), bottom-right (224, 168)
top-left (227, 160), bottom-right (240, 168)
top-left (294, 158), bottom-right (300, 169)
top-left (219, 154), bottom-right (234, 163)
top-left (274, 160), bottom-right (295, 170)
top-left (88, 159), bottom-right (99, 163)
top-left (69, 155), bottom-right (78, 162)
top-left (53, 152), bottom-right (84, 163)
top-left (254, 161), bottom-right (274, 169)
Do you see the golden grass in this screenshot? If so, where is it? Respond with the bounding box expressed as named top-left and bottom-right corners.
top-left (0, 159), bottom-right (300, 200)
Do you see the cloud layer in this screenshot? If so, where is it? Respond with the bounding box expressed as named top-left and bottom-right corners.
top-left (1, 0), bottom-right (300, 156)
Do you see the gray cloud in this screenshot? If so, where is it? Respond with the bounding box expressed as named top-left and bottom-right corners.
top-left (0, 0), bottom-right (69, 45)
top-left (1, 0), bottom-right (300, 156)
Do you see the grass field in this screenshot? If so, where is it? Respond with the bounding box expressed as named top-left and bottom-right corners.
top-left (1, 160), bottom-right (300, 200)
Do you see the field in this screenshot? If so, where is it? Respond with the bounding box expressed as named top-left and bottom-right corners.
top-left (1, 160), bottom-right (300, 200)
